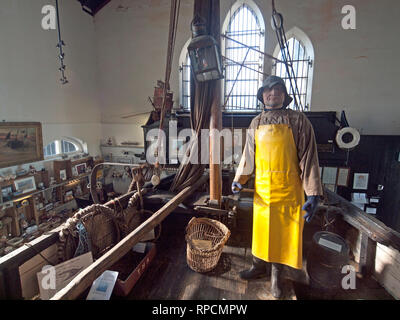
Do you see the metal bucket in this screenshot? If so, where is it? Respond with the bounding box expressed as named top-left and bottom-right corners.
top-left (306, 231), bottom-right (350, 291)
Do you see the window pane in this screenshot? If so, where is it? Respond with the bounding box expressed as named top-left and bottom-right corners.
top-left (181, 53), bottom-right (191, 110)
top-left (274, 37), bottom-right (311, 110)
top-left (44, 141), bottom-right (57, 157)
top-left (224, 4), bottom-right (263, 111)
top-left (61, 140), bottom-right (77, 153)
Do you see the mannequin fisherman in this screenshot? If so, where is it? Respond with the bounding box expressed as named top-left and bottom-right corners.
top-left (232, 75), bottom-right (323, 299)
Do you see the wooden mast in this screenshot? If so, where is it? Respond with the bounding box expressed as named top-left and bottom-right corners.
top-left (209, 0), bottom-right (222, 206)
top-left (193, 0), bottom-right (222, 205)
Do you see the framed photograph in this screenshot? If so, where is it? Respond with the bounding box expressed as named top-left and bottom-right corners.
top-left (14, 176), bottom-right (36, 194)
top-left (365, 206), bottom-right (377, 215)
top-left (337, 168), bottom-right (350, 187)
top-left (60, 169), bottom-right (67, 181)
top-left (96, 169), bottom-right (103, 180)
top-left (1, 185), bottom-right (13, 202)
top-left (75, 163), bottom-right (87, 175)
top-left (0, 122), bottom-right (43, 169)
top-left (351, 192), bottom-right (368, 204)
top-left (353, 173), bottom-right (369, 190)
top-left (322, 167), bottom-right (338, 185)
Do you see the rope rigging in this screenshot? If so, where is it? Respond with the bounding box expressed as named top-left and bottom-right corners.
top-left (155, 0), bottom-right (181, 168)
top-left (271, 0), bottom-right (303, 111)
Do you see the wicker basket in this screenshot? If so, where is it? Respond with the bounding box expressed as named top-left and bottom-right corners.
top-left (185, 217), bottom-right (231, 273)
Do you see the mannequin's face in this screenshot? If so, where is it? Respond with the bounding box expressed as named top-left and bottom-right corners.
top-left (263, 84), bottom-right (285, 109)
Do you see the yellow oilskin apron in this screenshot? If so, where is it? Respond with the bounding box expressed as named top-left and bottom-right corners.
top-left (252, 123), bottom-right (305, 270)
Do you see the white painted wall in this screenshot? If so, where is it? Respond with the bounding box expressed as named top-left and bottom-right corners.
top-left (259, 0), bottom-right (400, 135)
top-left (1, 0), bottom-right (399, 164)
top-left (94, 0), bottom-right (194, 145)
top-left (0, 0), bottom-right (102, 159)
top-left (101, 122), bottom-right (146, 147)
top-left (95, 0), bottom-right (400, 141)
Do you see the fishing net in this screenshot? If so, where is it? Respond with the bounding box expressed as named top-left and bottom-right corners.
top-left (57, 190), bottom-right (146, 262)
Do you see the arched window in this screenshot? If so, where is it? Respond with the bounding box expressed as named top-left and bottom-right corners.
top-left (179, 39), bottom-right (191, 110)
top-left (61, 140), bottom-right (78, 153)
top-left (43, 141), bottom-right (58, 157)
top-left (222, 0), bottom-right (265, 111)
top-left (273, 27), bottom-right (314, 110)
top-left (43, 138), bottom-right (82, 158)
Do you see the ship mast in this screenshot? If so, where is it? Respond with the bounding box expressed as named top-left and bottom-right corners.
top-left (193, 0), bottom-right (222, 206)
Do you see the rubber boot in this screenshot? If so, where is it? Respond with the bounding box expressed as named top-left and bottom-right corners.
top-left (271, 263), bottom-right (283, 299)
top-left (239, 256), bottom-right (268, 280)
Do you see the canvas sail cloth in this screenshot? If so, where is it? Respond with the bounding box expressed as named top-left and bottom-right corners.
top-left (170, 0), bottom-right (220, 192)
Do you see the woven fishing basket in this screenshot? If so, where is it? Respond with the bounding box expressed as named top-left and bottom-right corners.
top-left (80, 208), bottom-right (120, 259)
top-left (185, 217), bottom-right (230, 273)
top-left (112, 198), bottom-right (142, 238)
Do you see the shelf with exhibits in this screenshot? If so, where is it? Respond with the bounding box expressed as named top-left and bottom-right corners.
top-left (100, 144), bottom-right (145, 149)
top-left (0, 156), bottom-right (105, 257)
top-left (0, 173), bottom-right (95, 257)
top-left (52, 156), bottom-right (97, 183)
top-left (0, 172), bottom-right (91, 209)
top-left (100, 145), bottom-right (145, 164)
top-left (0, 170), bottom-right (49, 196)
top-left (0, 189), bottom-right (79, 252)
top-left (0, 156), bottom-right (97, 205)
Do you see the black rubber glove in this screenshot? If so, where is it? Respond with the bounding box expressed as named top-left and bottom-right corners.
top-left (302, 195), bottom-right (320, 223)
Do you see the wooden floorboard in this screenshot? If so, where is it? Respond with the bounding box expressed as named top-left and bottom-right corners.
top-left (114, 211), bottom-right (394, 300)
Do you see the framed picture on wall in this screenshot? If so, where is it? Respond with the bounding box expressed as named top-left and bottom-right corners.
top-left (1, 185), bottom-right (13, 202)
top-left (322, 167), bottom-right (338, 185)
top-left (14, 176), bottom-right (36, 194)
top-left (60, 169), bottom-right (67, 181)
top-left (75, 163), bottom-right (87, 175)
top-left (353, 173), bottom-right (369, 190)
top-left (337, 168), bottom-right (350, 187)
top-left (0, 122), bottom-right (43, 168)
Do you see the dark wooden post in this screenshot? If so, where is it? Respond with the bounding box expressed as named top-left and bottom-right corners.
top-left (359, 232), bottom-right (377, 277)
top-left (193, 0), bottom-right (222, 206)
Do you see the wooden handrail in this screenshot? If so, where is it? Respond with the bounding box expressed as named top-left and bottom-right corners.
top-left (322, 188), bottom-right (400, 251)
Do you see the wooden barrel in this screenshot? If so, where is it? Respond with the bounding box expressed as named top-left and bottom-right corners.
top-left (306, 231), bottom-right (350, 291)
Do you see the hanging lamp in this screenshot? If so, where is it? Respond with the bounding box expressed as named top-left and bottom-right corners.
top-left (187, 15), bottom-right (223, 82)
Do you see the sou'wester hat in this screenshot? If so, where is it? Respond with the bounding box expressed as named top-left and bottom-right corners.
top-left (257, 75), bottom-right (293, 108)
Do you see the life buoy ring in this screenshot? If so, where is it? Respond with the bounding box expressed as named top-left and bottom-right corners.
top-left (335, 127), bottom-right (360, 150)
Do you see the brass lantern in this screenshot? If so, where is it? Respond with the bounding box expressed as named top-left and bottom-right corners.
top-left (187, 16), bottom-right (224, 82)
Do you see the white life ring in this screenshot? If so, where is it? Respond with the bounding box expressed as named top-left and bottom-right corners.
top-left (335, 127), bottom-right (360, 150)
top-left (151, 174), bottom-right (160, 186)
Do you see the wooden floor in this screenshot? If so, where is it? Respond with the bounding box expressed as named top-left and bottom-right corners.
top-left (113, 211), bottom-right (394, 300)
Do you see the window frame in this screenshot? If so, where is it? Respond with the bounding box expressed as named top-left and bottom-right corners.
top-left (272, 27), bottom-right (315, 111)
top-left (221, 0), bottom-right (265, 112)
top-left (43, 141), bottom-right (59, 158)
top-left (43, 137), bottom-right (83, 159)
top-left (179, 38), bottom-right (192, 110)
